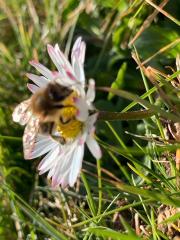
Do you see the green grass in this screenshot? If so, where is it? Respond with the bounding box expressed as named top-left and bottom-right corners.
top-left (0, 0), bottom-right (180, 239)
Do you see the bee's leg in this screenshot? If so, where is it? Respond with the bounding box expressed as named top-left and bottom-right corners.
top-left (39, 122), bottom-right (54, 135)
top-left (51, 135), bottom-right (66, 144)
top-left (89, 109), bottom-right (97, 115)
top-left (59, 116), bottom-right (72, 124)
top-left (52, 104), bottom-right (64, 109)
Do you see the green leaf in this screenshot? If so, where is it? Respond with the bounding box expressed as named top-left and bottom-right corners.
top-left (88, 226), bottom-right (142, 240)
top-left (112, 182), bottom-right (180, 207)
top-left (96, 0), bottom-right (127, 9)
top-left (108, 62), bottom-right (127, 100)
top-left (98, 109), bottom-right (154, 121)
top-left (135, 26), bottom-right (180, 62)
top-left (100, 87), bottom-right (180, 122)
top-left (127, 163), bottom-right (152, 184)
top-left (81, 173), bottom-right (97, 217)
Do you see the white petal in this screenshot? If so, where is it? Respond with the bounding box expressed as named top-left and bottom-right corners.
top-left (30, 139), bottom-right (57, 159)
top-left (79, 41), bottom-right (86, 65)
top-left (29, 60), bottom-right (54, 80)
top-left (86, 136), bottom-right (102, 160)
top-left (60, 171), bottom-right (70, 188)
top-left (47, 164), bottom-right (57, 180)
top-left (69, 144), bottom-right (84, 187)
top-left (26, 73), bottom-right (49, 87)
top-left (71, 37), bottom-right (81, 60)
top-left (36, 134), bottom-right (54, 142)
top-left (47, 148), bottom-right (66, 180)
top-left (71, 37), bottom-right (86, 84)
top-left (86, 79), bottom-right (95, 102)
top-left (78, 132), bottom-right (87, 145)
top-left (57, 146), bottom-right (74, 173)
top-left (38, 145), bottom-right (60, 174)
top-left (27, 83), bottom-right (40, 93)
top-left (55, 75), bottom-right (75, 87)
top-left (176, 54), bottom-right (180, 71)
top-left (53, 167), bottom-right (70, 188)
top-left (75, 98), bottom-right (89, 122)
top-left (73, 58), bottom-right (85, 84)
top-left (51, 144), bottom-right (75, 187)
top-left (176, 54), bottom-right (180, 81)
top-left (35, 136), bottom-right (56, 152)
top-left (86, 113), bottom-right (98, 131)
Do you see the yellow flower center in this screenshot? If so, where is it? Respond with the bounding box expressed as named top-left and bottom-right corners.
top-left (56, 91), bottom-right (83, 140)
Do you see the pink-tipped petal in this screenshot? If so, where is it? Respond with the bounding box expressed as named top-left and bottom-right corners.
top-left (29, 60), bottom-right (54, 80)
top-left (51, 177), bottom-right (59, 189)
top-left (47, 44), bottom-right (66, 75)
top-left (71, 37), bottom-right (86, 65)
top-left (71, 37), bottom-right (81, 64)
top-left (78, 131), bottom-right (87, 146)
top-left (60, 174), bottom-right (69, 188)
top-left (54, 44), bottom-right (74, 74)
top-left (26, 73), bottom-right (49, 87)
top-left (66, 70), bottom-right (76, 81)
top-left (78, 137), bottom-right (85, 145)
top-left (72, 37), bottom-right (82, 54)
top-left (27, 83), bottom-right (40, 93)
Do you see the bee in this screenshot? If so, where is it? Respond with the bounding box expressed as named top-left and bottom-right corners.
top-left (13, 81), bottom-right (78, 159)
top-left (30, 82), bottom-right (75, 135)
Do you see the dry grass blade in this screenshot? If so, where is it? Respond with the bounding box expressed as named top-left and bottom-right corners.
top-left (145, 0), bottom-right (180, 26)
top-left (60, 2), bottom-right (84, 40)
top-left (84, 161), bottom-right (122, 183)
top-left (0, 42), bottom-right (13, 62)
top-left (26, 0), bottom-right (39, 28)
top-left (137, 38), bottom-right (180, 68)
top-left (129, 0), bottom-right (169, 46)
top-left (144, 66), bottom-right (174, 109)
top-left (176, 149), bottom-right (180, 188)
top-left (0, 0), bottom-right (17, 30)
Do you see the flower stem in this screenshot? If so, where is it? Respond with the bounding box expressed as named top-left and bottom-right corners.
top-left (97, 109), bottom-right (154, 121)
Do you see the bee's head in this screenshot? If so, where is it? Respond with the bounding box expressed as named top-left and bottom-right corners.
top-left (30, 83), bottom-right (73, 118)
top-left (46, 83), bottom-right (73, 102)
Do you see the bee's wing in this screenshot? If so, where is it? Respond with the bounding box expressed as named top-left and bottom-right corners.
top-left (13, 99), bottom-right (41, 159)
top-left (12, 99), bottom-right (32, 125)
top-left (23, 117), bottom-right (40, 159)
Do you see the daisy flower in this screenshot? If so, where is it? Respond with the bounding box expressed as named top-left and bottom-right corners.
top-left (12, 37), bottom-right (102, 188)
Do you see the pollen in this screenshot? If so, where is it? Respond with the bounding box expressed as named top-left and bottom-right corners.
top-left (57, 91), bottom-right (83, 140)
